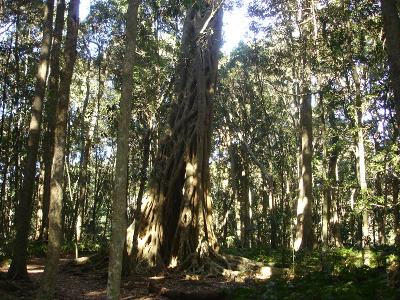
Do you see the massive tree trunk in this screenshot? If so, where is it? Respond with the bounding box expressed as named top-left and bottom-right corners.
top-left (38, 0), bottom-right (79, 296)
top-left (107, 0), bottom-right (141, 299)
top-left (135, 1), bottom-right (225, 273)
top-left (380, 0), bottom-right (400, 134)
top-left (6, 0), bottom-right (54, 280)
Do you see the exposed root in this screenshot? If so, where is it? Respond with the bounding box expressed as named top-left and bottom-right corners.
top-left (62, 249), bottom-right (109, 274)
top-left (148, 281), bottom-right (228, 300)
top-left (0, 278), bottom-right (36, 299)
top-left (175, 246), bottom-right (289, 281)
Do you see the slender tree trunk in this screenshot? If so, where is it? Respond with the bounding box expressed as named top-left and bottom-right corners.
top-left (345, 6), bottom-right (369, 259)
top-left (295, 0), bottom-right (314, 251)
top-left (269, 184), bottom-right (277, 249)
top-left (0, 112), bottom-right (11, 239)
top-left (262, 183), bottom-right (268, 246)
top-left (321, 95), bottom-right (329, 248)
top-left (327, 134), bottom-right (343, 247)
top-left (353, 67), bottom-right (369, 249)
top-left (91, 155), bottom-right (102, 240)
top-left (228, 142), bottom-right (238, 246)
top-left (75, 58), bottom-right (91, 257)
top-left (237, 157), bottom-right (248, 248)
top-left (393, 175), bottom-right (399, 245)
top-left (0, 35), bottom-right (12, 158)
top-left (381, 0), bottom-right (400, 133)
top-left (75, 99), bottom-right (98, 258)
top-left (10, 12), bottom-right (22, 230)
top-left (242, 164), bottom-right (251, 248)
top-left (35, 167), bottom-right (45, 240)
top-left (38, 0), bottom-right (79, 296)
top-left (6, 0), bottom-right (54, 280)
top-left (375, 172), bottom-right (385, 245)
top-left (75, 58), bottom-right (101, 258)
top-left (39, 0), bottom-right (66, 241)
top-left (107, 0), bottom-right (141, 299)
top-left (373, 125), bottom-right (386, 246)
top-left (350, 61), bottom-right (369, 256)
top-left (0, 41), bottom-right (13, 238)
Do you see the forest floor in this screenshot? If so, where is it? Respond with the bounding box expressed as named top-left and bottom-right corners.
top-left (1, 246), bottom-right (400, 299)
top-left (0, 255), bottom-right (246, 299)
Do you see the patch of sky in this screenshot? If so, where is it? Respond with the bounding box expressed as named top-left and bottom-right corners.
top-left (80, 0), bottom-right (254, 54)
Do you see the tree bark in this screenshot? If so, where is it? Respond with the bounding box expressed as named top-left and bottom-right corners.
top-left (75, 58), bottom-right (100, 259)
top-left (228, 142), bottom-right (238, 246)
top-left (38, 0), bottom-right (79, 296)
top-left (39, 0), bottom-right (66, 241)
top-left (237, 157), bottom-right (250, 248)
top-left (327, 134), bottom-right (343, 247)
top-left (295, 0), bottom-right (314, 251)
top-left (380, 0), bottom-right (400, 134)
top-left (345, 5), bottom-right (369, 260)
top-left (0, 38), bottom-right (13, 239)
top-left (350, 62), bottom-right (369, 254)
top-left (352, 64), bottom-right (369, 250)
top-left (7, 0), bottom-right (54, 280)
top-left (269, 182), bottom-right (277, 249)
top-left (136, 1), bottom-right (225, 273)
top-left (321, 95), bottom-right (329, 248)
top-left (107, 0), bottom-right (141, 299)
top-left (35, 167), bottom-right (45, 240)
top-left (126, 127), bottom-right (151, 274)
top-left (375, 171), bottom-right (385, 245)
top-left (393, 175), bottom-right (400, 245)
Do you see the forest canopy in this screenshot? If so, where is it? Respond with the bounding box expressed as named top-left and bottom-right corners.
top-left (1, 0), bottom-right (400, 298)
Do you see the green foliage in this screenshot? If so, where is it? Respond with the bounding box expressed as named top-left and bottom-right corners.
top-left (18, 240), bottom-right (107, 261)
top-left (27, 242), bottom-right (48, 258)
top-left (0, 239), bottom-right (13, 267)
top-left (225, 247), bottom-right (400, 300)
top-left (223, 246), bottom-right (292, 268)
top-left (60, 241), bottom-right (105, 254)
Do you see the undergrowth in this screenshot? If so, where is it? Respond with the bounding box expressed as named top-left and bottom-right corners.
top-left (223, 245), bottom-right (400, 300)
top-left (0, 239), bottom-right (104, 268)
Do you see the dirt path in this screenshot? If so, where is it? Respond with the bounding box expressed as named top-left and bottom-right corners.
top-left (1, 256), bottom-right (241, 299)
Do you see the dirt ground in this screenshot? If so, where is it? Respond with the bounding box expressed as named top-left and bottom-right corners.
top-left (0, 256), bottom-right (244, 299)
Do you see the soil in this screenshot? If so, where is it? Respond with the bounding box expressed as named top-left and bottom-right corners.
top-left (0, 256), bottom-right (245, 299)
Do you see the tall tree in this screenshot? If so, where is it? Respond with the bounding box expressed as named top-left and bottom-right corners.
top-left (37, 0), bottom-right (66, 241)
top-left (6, 0), bottom-right (54, 280)
top-left (344, 2), bottom-right (369, 258)
top-left (327, 112), bottom-right (343, 247)
top-left (75, 57), bottom-right (100, 259)
top-left (135, 0), bottom-right (225, 273)
top-left (380, 0), bottom-right (400, 133)
top-left (38, 0), bottom-right (79, 296)
top-left (107, 0), bottom-right (141, 298)
top-left (295, 0), bottom-right (315, 251)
